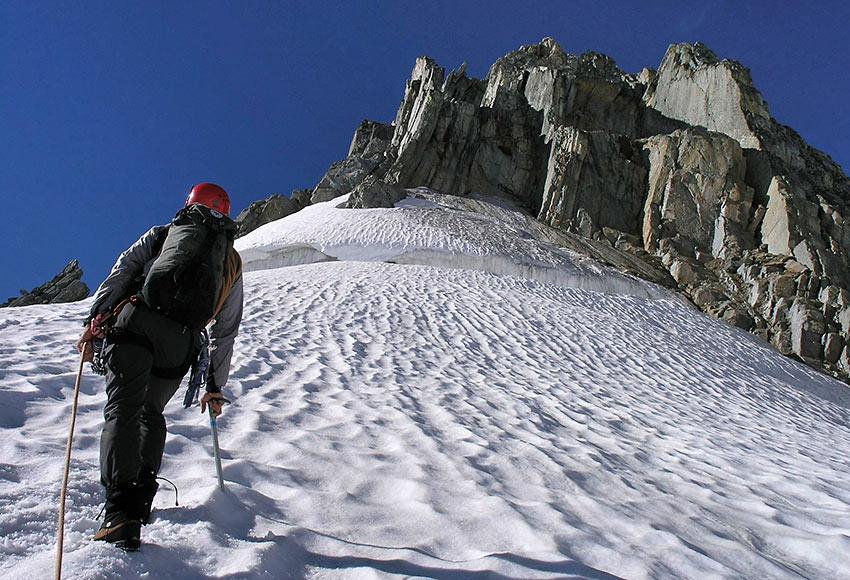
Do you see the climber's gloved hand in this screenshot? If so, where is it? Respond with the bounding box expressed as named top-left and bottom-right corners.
top-left (76, 313), bottom-right (112, 362)
top-left (200, 391), bottom-right (230, 419)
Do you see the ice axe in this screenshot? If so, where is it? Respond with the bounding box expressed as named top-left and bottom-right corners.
top-left (208, 404), bottom-right (226, 491)
top-left (184, 329), bottom-right (227, 490)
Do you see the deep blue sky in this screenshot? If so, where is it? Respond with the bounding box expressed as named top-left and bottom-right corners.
top-left (2, 1), bottom-right (848, 302)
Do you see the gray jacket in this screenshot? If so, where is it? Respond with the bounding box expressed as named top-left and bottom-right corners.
top-left (89, 225), bottom-right (243, 391)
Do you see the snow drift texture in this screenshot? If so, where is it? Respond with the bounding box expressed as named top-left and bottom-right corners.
top-left (2, 192), bottom-right (850, 579)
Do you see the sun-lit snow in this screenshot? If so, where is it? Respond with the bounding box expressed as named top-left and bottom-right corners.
top-left (1, 191), bottom-right (849, 579)
top-left (237, 191), bottom-right (676, 301)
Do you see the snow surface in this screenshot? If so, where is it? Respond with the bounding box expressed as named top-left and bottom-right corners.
top-left (2, 192), bottom-right (850, 579)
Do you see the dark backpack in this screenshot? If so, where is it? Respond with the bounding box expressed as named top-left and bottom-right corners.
top-left (141, 204), bottom-right (237, 327)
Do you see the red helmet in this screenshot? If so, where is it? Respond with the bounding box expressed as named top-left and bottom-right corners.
top-left (186, 183), bottom-right (230, 215)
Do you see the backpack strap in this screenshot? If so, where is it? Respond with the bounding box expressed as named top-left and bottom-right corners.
top-left (208, 249), bottom-right (242, 323)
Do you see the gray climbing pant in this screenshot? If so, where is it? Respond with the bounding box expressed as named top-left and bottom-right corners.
top-left (100, 302), bottom-right (197, 489)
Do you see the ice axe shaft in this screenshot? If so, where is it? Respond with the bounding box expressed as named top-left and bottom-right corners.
top-left (56, 349), bottom-right (86, 580)
top-left (208, 407), bottom-right (225, 490)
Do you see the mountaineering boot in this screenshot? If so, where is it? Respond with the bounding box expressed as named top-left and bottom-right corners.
top-left (138, 468), bottom-right (159, 525)
top-left (93, 511), bottom-right (141, 552)
top-left (94, 480), bottom-right (143, 551)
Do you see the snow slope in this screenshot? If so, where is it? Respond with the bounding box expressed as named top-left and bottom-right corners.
top-left (1, 192), bottom-right (849, 579)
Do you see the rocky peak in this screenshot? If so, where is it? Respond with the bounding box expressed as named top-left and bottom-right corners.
top-left (646, 42), bottom-right (771, 150)
top-left (1, 260), bottom-right (89, 308)
top-left (481, 38), bottom-right (642, 139)
top-left (574, 50), bottom-right (632, 83)
top-left (348, 120), bottom-right (394, 158)
top-left (663, 42), bottom-right (722, 71)
top-left (442, 62), bottom-right (487, 105)
top-left (391, 56), bottom-right (446, 154)
top-left (484, 37), bottom-right (571, 77)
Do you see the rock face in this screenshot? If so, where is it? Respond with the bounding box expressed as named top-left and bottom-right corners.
top-left (646, 43), bottom-right (850, 287)
top-left (645, 43), bottom-right (770, 150)
top-left (641, 127), bottom-right (756, 258)
top-left (344, 177), bottom-right (407, 209)
top-left (541, 127), bottom-right (647, 237)
top-left (1, 260), bottom-right (90, 308)
top-left (235, 191), bottom-right (311, 237)
top-left (388, 57), bottom-right (548, 210)
top-left (311, 119), bottom-right (395, 204)
top-left (289, 38), bottom-right (850, 384)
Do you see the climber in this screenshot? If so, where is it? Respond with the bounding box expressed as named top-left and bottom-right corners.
top-left (76, 183), bottom-right (243, 551)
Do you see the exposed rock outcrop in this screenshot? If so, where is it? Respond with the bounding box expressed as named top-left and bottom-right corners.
top-left (344, 177), bottom-right (407, 209)
top-left (645, 42), bottom-right (770, 150)
top-left (293, 38), bottom-right (850, 384)
top-left (641, 127), bottom-right (756, 258)
top-left (386, 57), bottom-right (547, 211)
top-left (348, 120), bottom-right (394, 159)
top-left (639, 43), bottom-right (850, 380)
top-left (311, 119), bottom-right (394, 204)
top-left (1, 260), bottom-right (89, 308)
top-left (235, 191), bottom-right (311, 237)
top-left (646, 43), bottom-right (850, 290)
top-left (542, 126), bottom-right (647, 237)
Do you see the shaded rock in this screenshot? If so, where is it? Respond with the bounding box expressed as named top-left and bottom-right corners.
top-left (770, 274), bottom-right (796, 300)
top-left (720, 303), bottom-right (755, 330)
top-left (290, 189), bottom-right (313, 208)
top-left (691, 286), bottom-right (722, 308)
top-left (1, 260), bottom-right (89, 308)
top-left (235, 192), bottom-right (309, 237)
top-left (774, 328), bottom-right (793, 356)
top-left (820, 285), bottom-right (848, 309)
top-left (312, 156), bottom-right (383, 204)
top-left (539, 127), bottom-right (647, 236)
top-left (838, 306), bottom-right (850, 335)
top-left (311, 119), bottom-right (396, 205)
top-left (783, 259), bottom-right (808, 274)
top-left (824, 333), bottom-right (845, 365)
top-left (482, 38), bottom-right (651, 139)
top-left (344, 178), bottom-right (407, 209)
top-left (443, 62), bottom-right (488, 105)
top-left (770, 297), bottom-right (793, 326)
top-left (348, 120), bottom-right (394, 159)
top-left (386, 55), bottom-right (548, 211)
top-left (669, 257), bottom-right (698, 286)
